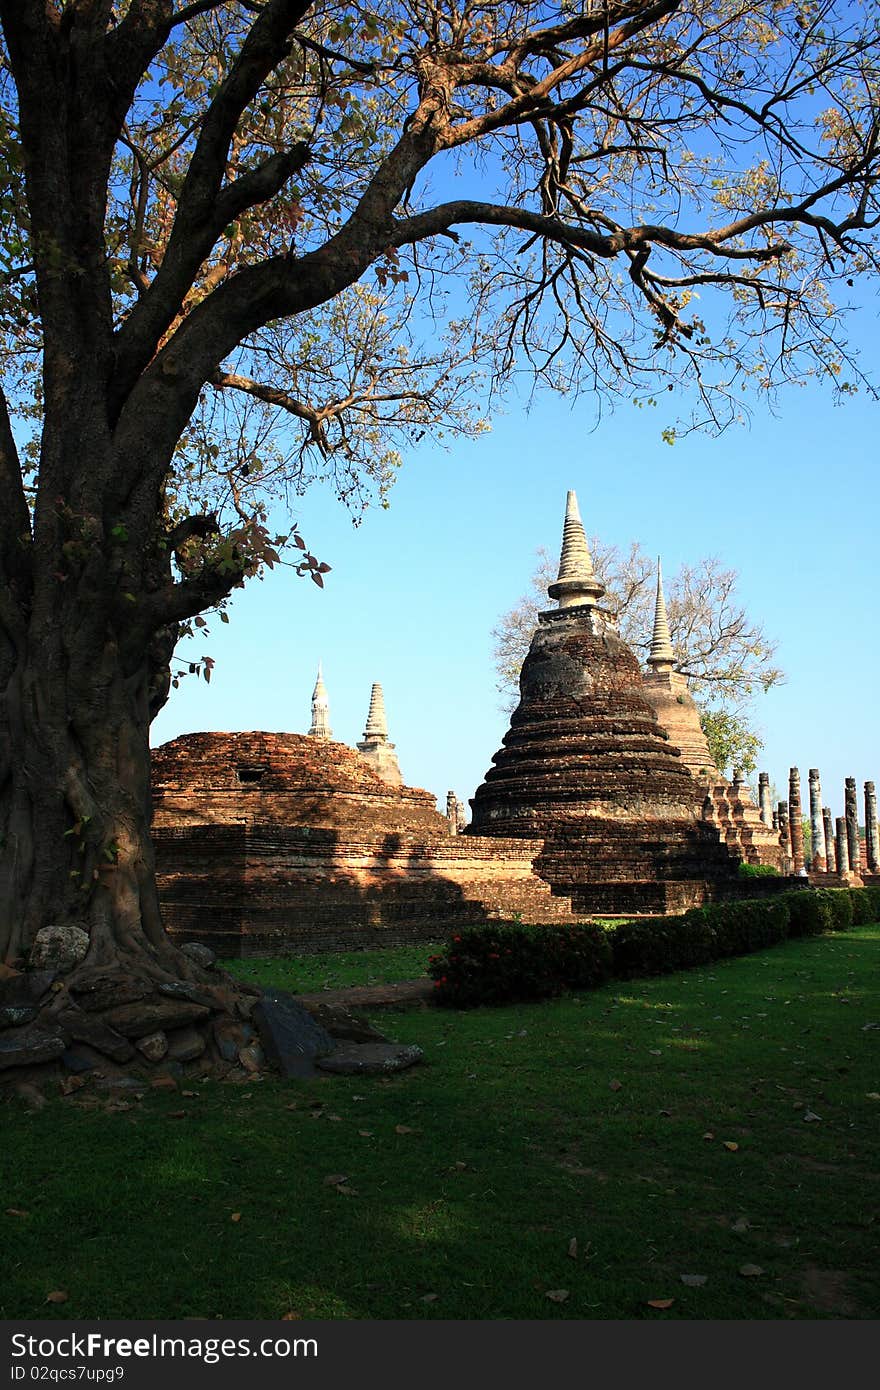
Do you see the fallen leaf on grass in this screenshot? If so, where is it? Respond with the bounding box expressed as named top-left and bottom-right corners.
top-left (802, 1110), bottom-right (822, 1122)
top-left (646, 1298), bottom-right (674, 1310)
top-left (182, 1090), bottom-right (198, 1098)
top-left (739, 1264), bottom-right (764, 1278)
top-left (702, 1132), bottom-right (715, 1141)
top-left (648, 1050), bottom-right (662, 1057)
top-left (286, 1102), bottom-right (299, 1111)
top-left (866, 1093), bottom-right (880, 1101)
top-left (169, 1110), bottom-right (187, 1120)
top-left (395, 1124), bottom-right (416, 1135)
top-left (323, 1174), bottom-right (349, 1187)
top-left (731, 1217), bottom-right (750, 1234)
top-left (281, 1312), bottom-right (301, 1321)
top-left (568, 1238), bottom-right (578, 1260)
top-left (230, 1213), bottom-right (242, 1223)
top-left (545, 1289), bottom-right (569, 1303)
top-left (609, 1079), bottom-right (622, 1092)
top-left (6, 1208), bottom-right (29, 1218)
top-left (335, 1185), bottom-right (358, 1196)
top-left (326, 1114), bottom-right (343, 1123)
top-left (46, 1291), bottom-right (68, 1305)
top-left (659, 1109), bottom-right (672, 1117)
top-left (680, 1274), bottom-right (707, 1287)
top-left (420, 1293), bottom-right (439, 1304)
top-left (723, 1141), bottom-right (739, 1152)
top-left (357, 1130), bottom-right (374, 1138)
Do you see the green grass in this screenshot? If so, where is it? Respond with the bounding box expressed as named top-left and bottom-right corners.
top-left (2, 927), bottom-right (879, 1320)
top-left (224, 943), bottom-right (441, 994)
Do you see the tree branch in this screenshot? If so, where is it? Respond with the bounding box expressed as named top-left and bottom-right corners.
top-left (0, 384), bottom-right (31, 591)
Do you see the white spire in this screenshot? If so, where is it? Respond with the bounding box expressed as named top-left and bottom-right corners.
top-left (308, 661), bottom-right (332, 740)
top-left (362, 682), bottom-right (389, 741)
top-left (547, 490), bottom-right (605, 609)
top-left (648, 557), bottom-right (675, 671)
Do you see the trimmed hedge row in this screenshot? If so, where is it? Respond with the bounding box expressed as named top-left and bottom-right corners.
top-left (427, 886), bottom-right (880, 1007)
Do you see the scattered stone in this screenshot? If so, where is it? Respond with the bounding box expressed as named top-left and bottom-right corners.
top-left (0, 1004), bottom-right (39, 1028)
top-left (302, 1003), bottom-right (388, 1044)
top-left (28, 924), bottom-right (89, 974)
top-left (135, 1031), bottom-right (168, 1062)
top-left (181, 942), bottom-right (217, 969)
top-left (317, 1042), bottom-right (423, 1076)
top-left (0, 1028), bottom-right (66, 1070)
top-left (166, 1025), bottom-right (206, 1063)
top-left (13, 1081), bottom-right (47, 1110)
top-left (0, 969), bottom-right (57, 1008)
top-left (95, 1075), bottom-right (145, 1095)
top-left (55, 1009), bottom-right (135, 1064)
top-left (69, 970), bottom-right (152, 1014)
top-left (238, 1043), bottom-right (265, 1073)
top-left (102, 999), bottom-right (211, 1039)
top-left (150, 1073), bottom-right (178, 1091)
top-left (236, 995), bottom-right (257, 1021)
top-left (253, 991), bottom-right (336, 1078)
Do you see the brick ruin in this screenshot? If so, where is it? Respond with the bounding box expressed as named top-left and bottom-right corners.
top-left (151, 491), bottom-right (877, 953)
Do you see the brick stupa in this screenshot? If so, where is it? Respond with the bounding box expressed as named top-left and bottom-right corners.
top-left (467, 492), bottom-right (739, 913)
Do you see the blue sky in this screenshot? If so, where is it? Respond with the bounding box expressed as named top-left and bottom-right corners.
top-left (152, 299), bottom-right (880, 825)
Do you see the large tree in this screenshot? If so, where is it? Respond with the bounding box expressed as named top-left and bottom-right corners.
top-left (492, 541), bottom-right (782, 774)
top-left (1, 1), bottom-right (878, 989)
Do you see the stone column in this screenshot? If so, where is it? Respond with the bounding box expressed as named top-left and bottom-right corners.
top-left (758, 772), bottom-right (773, 827)
top-left (865, 781), bottom-right (879, 874)
top-left (788, 768), bottom-right (805, 874)
top-left (777, 800), bottom-right (790, 873)
top-left (446, 791), bottom-right (459, 834)
top-left (808, 770), bottom-right (826, 873)
top-left (845, 777), bottom-right (861, 873)
top-left (823, 807), bottom-right (837, 873)
top-left (836, 817), bottom-right (849, 876)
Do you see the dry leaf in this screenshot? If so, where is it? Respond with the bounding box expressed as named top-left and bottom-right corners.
top-left (649, 1049), bottom-right (662, 1056)
top-left (609, 1079), bottom-right (622, 1092)
top-left (803, 1110), bottom-right (822, 1122)
top-left (568, 1237), bottom-right (578, 1260)
top-left (680, 1274), bottom-right (707, 1287)
top-left (420, 1293), bottom-right (439, 1304)
top-left (723, 1141), bottom-right (739, 1152)
top-left (739, 1264), bottom-right (764, 1278)
top-left (230, 1212), bottom-right (242, 1223)
top-left (731, 1217), bottom-right (750, 1234)
top-left (323, 1174), bottom-right (349, 1187)
top-left (169, 1109), bottom-right (187, 1119)
top-left (646, 1298), bottom-right (674, 1310)
top-left (182, 1090), bottom-right (198, 1098)
top-left (326, 1114), bottom-right (343, 1123)
top-left (395, 1124), bottom-right (415, 1134)
top-left (335, 1185), bottom-right (358, 1196)
top-left (286, 1102), bottom-right (298, 1111)
top-left (702, 1132), bottom-right (715, 1141)
top-left (5, 1207), bottom-right (29, 1217)
top-left (357, 1130), bottom-right (374, 1138)
top-left (281, 1312), bottom-right (301, 1321)
top-left (866, 1093), bottom-right (880, 1101)
top-left (46, 1291), bottom-right (68, 1305)
top-left (545, 1289), bottom-right (570, 1303)
top-left (659, 1109), bottom-right (672, 1117)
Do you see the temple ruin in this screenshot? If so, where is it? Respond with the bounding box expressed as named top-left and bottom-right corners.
top-left (152, 490), bottom-right (878, 953)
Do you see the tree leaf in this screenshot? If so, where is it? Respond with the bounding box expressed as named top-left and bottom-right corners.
top-left (230, 1212), bottom-right (242, 1222)
top-left (680, 1274), bottom-right (708, 1287)
top-left (609, 1079), bottom-right (622, 1092)
top-left (568, 1237), bottom-right (578, 1259)
top-left (739, 1264), bottom-right (764, 1278)
top-left (646, 1298), bottom-right (674, 1309)
top-left (46, 1291), bottom-right (68, 1304)
top-left (723, 1141), bottom-right (739, 1151)
top-left (545, 1289), bottom-right (570, 1303)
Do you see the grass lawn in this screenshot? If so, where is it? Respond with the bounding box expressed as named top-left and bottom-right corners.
top-left (2, 926), bottom-right (879, 1320)
top-left (224, 943), bottom-right (442, 994)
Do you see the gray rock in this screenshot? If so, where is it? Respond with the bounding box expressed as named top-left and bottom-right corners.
top-left (61, 1044), bottom-right (105, 1074)
top-left (317, 1042), bottom-right (424, 1076)
top-left (68, 970), bottom-right (152, 1014)
top-left (56, 1008), bottom-right (135, 1064)
top-left (0, 970), bottom-right (59, 1007)
top-left (0, 1004), bottom-right (39, 1028)
top-left (303, 1003), bottom-right (388, 1044)
top-left (29, 924), bottom-right (89, 974)
top-left (181, 942), bottom-right (216, 969)
top-left (135, 1031), bottom-right (169, 1062)
top-left (102, 999), bottom-right (211, 1039)
top-left (0, 1028), bottom-right (66, 1070)
top-left (253, 990), bottom-right (336, 1078)
top-left (166, 1025), bottom-right (206, 1062)
top-left (238, 1042), bottom-right (265, 1072)
top-left (158, 980), bottom-right (217, 1009)
top-left (213, 1016), bottom-right (247, 1063)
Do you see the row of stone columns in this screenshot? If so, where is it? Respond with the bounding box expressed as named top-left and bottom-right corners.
top-left (760, 766), bottom-right (880, 876)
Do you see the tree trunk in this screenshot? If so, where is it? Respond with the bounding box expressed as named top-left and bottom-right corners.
top-left (0, 624), bottom-right (179, 978)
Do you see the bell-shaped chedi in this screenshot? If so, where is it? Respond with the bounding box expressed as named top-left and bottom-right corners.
top-left (468, 493), bottom-right (738, 913)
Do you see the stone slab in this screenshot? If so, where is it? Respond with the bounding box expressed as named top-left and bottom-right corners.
top-left (0, 1004), bottom-right (39, 1028)
top-left (316, 1042), bottom-right (423, 1076)
top-left (252, 990), bottom-right (336, 1078)
top-left (166, 1025), bottom-right (206, 1062)
top-left (0, 1028), bottom-right (66, 1070)
top-left (56, 1009), bottom-right (136, 1064)
top-left (101, 999), bottom-right (211, 1039)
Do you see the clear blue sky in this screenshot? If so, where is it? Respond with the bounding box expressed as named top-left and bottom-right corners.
top-left (152, 314), bottom-right (880, 823)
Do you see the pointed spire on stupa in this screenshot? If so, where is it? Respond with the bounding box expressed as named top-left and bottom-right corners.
top-left (647, 557), bottom-right (675, 672)
top-left (547, 490), bottom-right (606, 609)
top-left (308, 661), bottom-right (332, 740)
top-left (362, 682), bottom-right (389, 742)
top-left (357, 681), bottom-right (402, 784)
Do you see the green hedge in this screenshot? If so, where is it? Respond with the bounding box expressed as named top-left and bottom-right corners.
top-left (427, 887), bottom-right (879, 1007)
